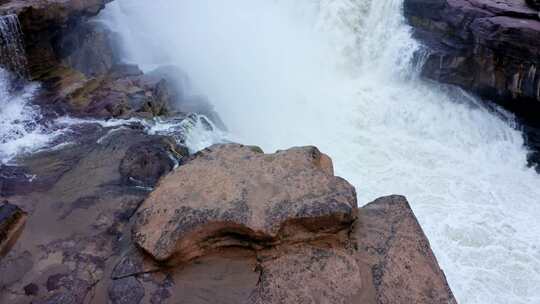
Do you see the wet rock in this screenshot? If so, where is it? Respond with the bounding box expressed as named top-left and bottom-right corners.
top-left (527, 0), bottom-right (540, 10)
top-left (0, 0), bottom-right (112, 79)
top-left (38, 292), bottom-right (78, 304)
top-left (119, 136), bottom-right (179, 188)
top-left (404, 0), bottom-right (540, 169)
top-left (55, 21), bottom-right (117, 77)
top-left (0, 125), bottom-right (184, 303)
top-left (108, 277), bottom-right (144, 304)
top-left (146, 65), bottom-right (227, 129)
top-left (0, 201), bottom-right (26, 256)
top-left (133, 144), bottom-right (357, 263)
top-left (405, 0), bottom-right (540, 104)
top-left (42, 64), bottom-right (176, 118)
top-left (23, 283), bottom-right (39, 296)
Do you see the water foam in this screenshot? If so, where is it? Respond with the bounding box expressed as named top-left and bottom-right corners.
top-left (0, 69), bottom-right (57, 164)
top-left (101, 0), bottom-right (540, 303)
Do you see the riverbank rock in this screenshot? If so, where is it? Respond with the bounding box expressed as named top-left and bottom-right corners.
top-left (0, 123), bottom-right (186, 303)
top-left (405, 0), bottom-right (540, 105)
top-left (0, 0), bottom-right (180, 120)
top-left (0, 0), bottom-right (112, 78)
top-left (404, 0), bottom-right (540, 170)
top-left (527, 0), bottom-right (540, 10)
top-left (0, 201), bottom-right (26, 257)
top-left (126, 196), bottom-right (455, 304)
top-left (0, 137), bottom-right (456, 303)
top-left (356, 196), bottom-right (456, 304)
top-left (133, 144), bottom-right (357, 263)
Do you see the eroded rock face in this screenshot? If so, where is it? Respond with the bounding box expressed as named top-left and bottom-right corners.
top-left (133, 144), bottom-right (358, 263)
top-left (405, 0), bottom-right (540, 104)
top-left (0, 0), bottom-right (112, 78)
top-left (0, 124), bottom-right (186, 304)
top-left (0, 201), bottom-right (26, 257)
top-left (404, 0), bottom-right (540, 169)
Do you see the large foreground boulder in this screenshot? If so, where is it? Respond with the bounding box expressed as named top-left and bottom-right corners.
top-left (0, 139), bottom-right (455, 303)
top-left (133, 144), bottom-right (357, 263)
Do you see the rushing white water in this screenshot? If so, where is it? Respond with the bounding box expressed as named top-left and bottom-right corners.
top-left (0, 69), bottom-right (56, 164)
top-left (0, 15), bottom-right (49, 164)
top-left (100, 0), bottom-right (540, 303)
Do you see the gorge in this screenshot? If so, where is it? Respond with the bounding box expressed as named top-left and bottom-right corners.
top-left (1, 0), bottom-right (540, 304)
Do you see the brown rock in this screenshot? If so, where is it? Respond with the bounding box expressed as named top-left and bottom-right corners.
top-left (404, 0), bottom-right (540, 106)
top-left (356, 195), bottom-right (457, 304)
top-left (404, 0), bottom-right (540, 169)
top-left (0, 125), bottom-right (186, 303)
top-left (249, 242), bottom-right (368, 304)
top-left (0, 0), bottom-right (112, 79)
top-left (0, 201), bottom-right (26, 257)
top-left (133, 144), bottom-right (358, 263)
top-left (244, 195), bottom-right (456, 304)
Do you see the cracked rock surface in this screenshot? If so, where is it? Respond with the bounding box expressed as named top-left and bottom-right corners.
top-left (133, 144), bottom-right (358, 263)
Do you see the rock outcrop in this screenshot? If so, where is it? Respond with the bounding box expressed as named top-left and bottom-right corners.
top-left (356, 196), bottom-right (456, 304)
top-left (404, 0), bottom-right (540, 105)
top-left (0, 0), bottom-right (112, 78)
top-left (404, 0), bottom-right (540, 168)
top-left (0, 141), bottom-right (456, 304)
top-left (0, 122), bottom-right (187, 304)
top-left (0, 0), bottom-right (186, 120)
top-left (0, 201), bottom-right (26, 257)
top-left (126, 144), bottom-right (455, 304)
top-left (133, 144), bottom-right (357, 263)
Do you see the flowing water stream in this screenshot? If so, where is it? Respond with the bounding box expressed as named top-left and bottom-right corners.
top-left (0, 15), bottom-right (52, 164)
top-left (98, 1), bottom-right (540, 303)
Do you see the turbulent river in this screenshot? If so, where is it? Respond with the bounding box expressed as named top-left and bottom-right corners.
top-left (1, 0), bottom-right (539, 303)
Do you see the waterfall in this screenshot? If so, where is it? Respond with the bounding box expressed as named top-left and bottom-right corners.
top-left (101, 0), bottom-right (540, 303)
top-left (0, 14), bottom-right (28, 78)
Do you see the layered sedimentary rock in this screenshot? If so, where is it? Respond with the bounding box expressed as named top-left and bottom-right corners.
top-left (0, 0), bottom-right (111, 77)
top-left (404, 0), bottom-right (540, 168)
top-left (404, 0), bottom-right (540, 106)
top-left (0, 0), bottom-right (186, 119)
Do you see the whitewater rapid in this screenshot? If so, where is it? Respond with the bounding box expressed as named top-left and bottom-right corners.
top-left (104, 0), bottom-right (539, 303)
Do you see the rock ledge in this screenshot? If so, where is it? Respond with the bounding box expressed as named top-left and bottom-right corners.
top-left (133, 144), bottom-right (358, 263)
